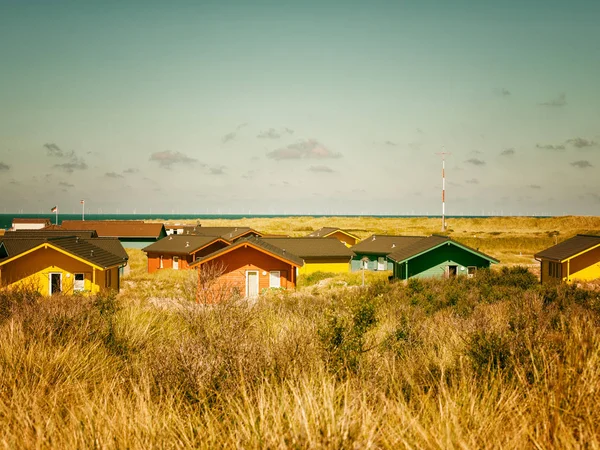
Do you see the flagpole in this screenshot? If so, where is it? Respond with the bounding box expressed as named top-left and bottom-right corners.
top-left (82, 200), bottom-right (85, 221)
top-left (55, 206), bottom-right (58, 225)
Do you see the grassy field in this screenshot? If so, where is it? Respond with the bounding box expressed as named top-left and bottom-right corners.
top-left (2, 268), bottom-right (600, 448)
top-left (158, 215), bottom-right (600, 265)
top-left (2, 216), bottom-right (600, 448)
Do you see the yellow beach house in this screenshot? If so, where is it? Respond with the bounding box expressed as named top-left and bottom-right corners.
top-left (0, 235), bottom-right (128, 295)
top-left (534, 234), bottom-right (600, 284)
top-left (260, 237), bottom-right (354, 275)
top-left (306, 227), bottom-right (360, 247)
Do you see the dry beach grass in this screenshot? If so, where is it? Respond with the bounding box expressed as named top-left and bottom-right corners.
top-left (2, 216), bottom-right (600, 448)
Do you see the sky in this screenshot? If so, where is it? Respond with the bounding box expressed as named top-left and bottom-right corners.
top-left (1, 0), bottom-right (599, 216)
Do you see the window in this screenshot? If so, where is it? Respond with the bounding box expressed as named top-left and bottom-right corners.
top-left (549, 261), bottom-right (562, 278)
top-left (173, 256), bottom-right (179, 270)
top-left (269, 271), bottom-right (281, 288)
top-left (467, 267), bottom-right (476, 278)
top-left (377, 257), bottom-right (386, 271)
top-left (74, 273), bottom-right (85, 291)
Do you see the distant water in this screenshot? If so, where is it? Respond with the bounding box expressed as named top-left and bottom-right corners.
top-left (0, 213), bottom-right (547, 230)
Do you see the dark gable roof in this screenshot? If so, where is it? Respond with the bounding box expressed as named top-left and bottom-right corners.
top-left (535, 234), bottom-right (600, 261)
top-left (87, 237), bottom-right (129, 261)
top-left (60, 220), bottom-right (165, 239)
top-left (5, 229), bottom-right (98, 238)
top-left (261, 237), bottom-right (354, 259)
top-left (179, 226), bottom-right (262, 240)
top-left (0, 236), bottom-right (128, 268)
top-left (352, 235), bottom-right (425, 255)
top-left (191, 236), bottom-right (303, 267)
top-left (142, 235), bottom-right (227, 254)
top-left (387, 235), bottom-right (499, 264)
top-left (306, 227), bottom-right (359, 239)
top-left (0, 238), bottom-right (46, 258)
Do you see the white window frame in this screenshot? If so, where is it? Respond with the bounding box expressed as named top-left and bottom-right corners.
top-left (74, 273), bottom-right (85, 291)
top-left (269, 271), bottom-right (281, 288)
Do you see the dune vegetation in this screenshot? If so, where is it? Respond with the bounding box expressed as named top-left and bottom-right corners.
top-left (159, 215), bottom-right (600, 265)
top-left (2, 216), bottom-right (600, 448)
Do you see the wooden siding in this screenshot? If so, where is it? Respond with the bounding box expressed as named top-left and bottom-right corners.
top-left (146, 240), bottom-right (229, 274)
top-left (299, 258), bottom-right (350, 275)
top-left (540, 245), bottom-right (600, 284)
top-left (326, 231), bottom-right (358, 247)
top-left (393, 244), bottom-right (492, 280)
top-left (351, 253), bottom-right (393, 272)
top-left (196, 245), bottom-right (296, 303)
top-left (0, 246), bottom-right (120, 295)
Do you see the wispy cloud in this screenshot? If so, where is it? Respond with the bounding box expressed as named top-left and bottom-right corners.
top-left (123, 168), bottom-right (139, 174)
top-left (222, 132), bottom-right (237, 143)
top-left (580, 193), bottom-right (600, 203)
top-left (465, 158), bottom-right (485, 166)
top-left (59, 181), bottom-right (75, 187)
top-left (45, 142), bottom-right (88, 172)
top-left (54, 159), bottom-right (88, 173)
top-left (149, 151), bottom-right (198, 169)
top-left (266, 139), bottom-right (341, 161)
top-left (209, 166), bottom-right (226, 175)
top-left (500, 148), bottom-right (515, 156)
top-left (257, 128), bottom-right (294, 139)
top-left (105, 172), bottom-right (124, 178)
top-left (536, 143), bottom-right (565, 151)
top-left (384, 140), bottom-right (397, 146)
top-left (539, 93), bottom-right (567, 107)
top-left (528, 184), bottom-right (541, 189)
top-left (465, 178), bottom-right (479, 184)
top-left (566, 137), bottom-right (598, 149)
top-left (494, 88), bottom-right (511, 96)
top-left (44, 143), bottom-right (67, 157)
top-left (308, 165), bottom-right (334, 173)
top-left (0, 162), bottom-right (9, 171)
top-left (571, 160), bottom-right (593, 169)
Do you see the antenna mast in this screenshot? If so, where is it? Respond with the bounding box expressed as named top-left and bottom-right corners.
top-left (436, 150), bottom-right (451, 231)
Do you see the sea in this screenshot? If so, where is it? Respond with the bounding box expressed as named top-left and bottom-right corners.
top-left (0, 213), bottom-right (546, 230)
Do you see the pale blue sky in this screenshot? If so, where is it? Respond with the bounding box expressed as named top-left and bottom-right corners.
top-left (1, 0), bottom-right (599, 215)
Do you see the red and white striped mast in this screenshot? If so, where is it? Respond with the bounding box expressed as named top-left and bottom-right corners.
top-left (436, 150), bottom-right (451, 231)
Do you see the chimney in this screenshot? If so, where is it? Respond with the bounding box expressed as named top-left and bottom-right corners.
top-left (185, 242), bottom-right (190, 248)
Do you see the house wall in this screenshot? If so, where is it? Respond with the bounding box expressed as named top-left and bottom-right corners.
top-left (196, 246), bottom-right (296, 303)
top-left (567, 246), bottom-right (600, 282)
top-left (326, 231), bottom-right (358, 247)
top-left (394, 244), bottom-right (492, 279)
top-left (540, 259), bottom-right (567, 284)
top-left (0, 246), bottom-right (118, 295)
top-left (12, 223), bottom-right (48, 231)
top-left (351, 253), bottom-right (393, 272)
top-left (147, 252), bottom-right (191, 272)
top-left (299, 258), bottom-right (350, 275)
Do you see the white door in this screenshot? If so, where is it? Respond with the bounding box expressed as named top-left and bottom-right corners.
top-left (246, 271), bottom-right (259, 298)
top-left (377, 257), bottom-right (386, 271)
top-left (49, 273), bottom-right (62, 295)
top-left (269, 271), bottom-right (281, 288)
top-left (173, 256), bottom-right (179, 270)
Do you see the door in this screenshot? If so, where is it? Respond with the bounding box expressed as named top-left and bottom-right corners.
top-left (173, 256), bottom-right (179, 270)
top-left (49, 273), bottom-right (62, 295)
top-left (246, 271), bottom-right (259, 298)
top-left (377, 257), bottom-right (386, 271)
top-left (447, 265), bottom-right (458, 278)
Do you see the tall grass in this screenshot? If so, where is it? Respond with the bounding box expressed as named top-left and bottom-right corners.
top-left (1, 269), bottom-right (600, 448)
